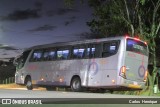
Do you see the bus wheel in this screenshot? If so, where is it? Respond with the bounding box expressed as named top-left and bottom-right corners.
top-left (25, 77), bottom-right (33, 90)
top-left (71, 77), bottom-right (82, 92)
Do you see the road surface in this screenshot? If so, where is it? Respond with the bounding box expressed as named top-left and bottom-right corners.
top-left (0, 88), bottom-right (158, 98)
top-left (0, 89), bottom-right (159, 104)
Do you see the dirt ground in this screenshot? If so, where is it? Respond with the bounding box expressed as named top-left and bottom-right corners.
top-left (0, 83), bottom-right (45, 90)
top-left (0, 83), bottom-right (25, 89)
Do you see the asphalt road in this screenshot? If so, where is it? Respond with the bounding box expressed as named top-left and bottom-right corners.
top-left (0, 89), bottom-right (159, 104)
top-left (0, 89), bottom-right (159, 107)
top-left (0, 89), bottom-right (158, 98)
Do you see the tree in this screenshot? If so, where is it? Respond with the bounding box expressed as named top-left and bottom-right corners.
top-left (88, 0), bottom-right (160, 95)
top-left (65, 0), bottom-right (160, 95)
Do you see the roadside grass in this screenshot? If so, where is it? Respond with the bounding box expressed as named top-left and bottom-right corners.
top-left (113, 89), bottom-right (160, 96)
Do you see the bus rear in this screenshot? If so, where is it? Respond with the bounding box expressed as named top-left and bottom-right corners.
top-left (119, 36), bottom-right (148, 89)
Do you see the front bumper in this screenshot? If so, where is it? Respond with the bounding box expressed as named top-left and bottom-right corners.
top-left (15, 72), bottom-right (25, 84)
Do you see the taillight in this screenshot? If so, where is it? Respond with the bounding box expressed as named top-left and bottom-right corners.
top-left (125, 35), bottom-right (129, 39)
top-left (119, 66), bottom-right (126, 79)
top-left (125, 35), bottom-right (142, 42)
top-left (125, 35), bottom-right (128, 39)
top-left (144, 70), bottom-right (148, 82)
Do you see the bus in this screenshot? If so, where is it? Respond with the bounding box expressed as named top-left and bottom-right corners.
top-left (14, 36), bottom-right (149, 92)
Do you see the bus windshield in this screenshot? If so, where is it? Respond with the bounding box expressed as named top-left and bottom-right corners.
top-left (126, 38), bottom-right (148, 56)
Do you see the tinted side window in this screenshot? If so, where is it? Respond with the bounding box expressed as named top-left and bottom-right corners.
top-left (42, 49), bottom-right (56, 61)
top-left (73, 46), bottom-right (85, 59)
top-left (43, 50), bottom-right (49, 60)
top-left (86, 44), bottom-right (101, 58)
top-left (23, 50), bottom-right (31, 64)
top-left (48, 50), bottom-right (56, 60)
top-left (57, 49), bottom-right (70, 60)
top-left (30, 50), bottom-right (43, 62)
top-left (102, 41), bottom-right (119, 57)
top-left (15, 50), bottom-right (31, 69)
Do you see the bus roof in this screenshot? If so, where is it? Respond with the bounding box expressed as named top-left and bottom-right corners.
top-left (26, 36), bottom-right (124, 50)
top-left (26, 36), bottom-right (146, 51)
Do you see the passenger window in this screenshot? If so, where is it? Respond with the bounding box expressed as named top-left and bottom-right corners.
top-left (91, 47), bottom-right (96, 58)
top-left (43, 51), bottom-right (49, 60)
top-left (48, 51), bottom-right (55, 60)
top-left (31, 50), bottom-right (43, 61)
top-left (102, 41), bottom-right (119, 57)
top-left (42, 49), bottom-right (55, 61)
top-left (73, 46), bottom-right (85, 59)
top-left (57, 49), bottom-right (69, 60)
top-left (86, 44), bottom-right (101, 58)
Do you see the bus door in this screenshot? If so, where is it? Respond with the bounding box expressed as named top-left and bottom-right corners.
top-left (123, 38), bottom-right (148, 82)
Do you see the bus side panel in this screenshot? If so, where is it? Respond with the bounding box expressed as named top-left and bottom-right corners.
top-left (26, 59), bottom-right (90, 87)
top-left (85, 58), bottom-right (102, 87)
top-left (99, 39), bottom-right (125, 88)
top-left (86, 39), bottom-right (124, 88)
top-left (27, 61), bottom-right (69, 86)
top-left (100, 55), bottom-right (119, 87)
top-left (86, 56), bottom-right (118, 87)
top-left (54, 59), bottom-right (89, 86)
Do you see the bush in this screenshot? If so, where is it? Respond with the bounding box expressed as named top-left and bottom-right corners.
top-left (0, 61), bottom-right (16, 82)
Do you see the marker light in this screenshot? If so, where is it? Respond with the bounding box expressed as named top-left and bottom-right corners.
top-left (125, 35), bottom-right (129, 39)
top-left (112, 79), bottom-right (115, 84)
top-left (119, 66), bottom-right (126, 79)
top-left (144, 42), bottom-right (147, 45)
top-left (59, 78), bottom-right (63, 82)
top-left (144, 70), bottom-right (148, 82)
top-left (125, 35), bottom-right (141, 41)
top-left (134, 37), bottom-right (140, 41)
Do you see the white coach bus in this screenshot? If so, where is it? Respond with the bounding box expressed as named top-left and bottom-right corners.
top-left (15, 36), bottom-right (149, 92)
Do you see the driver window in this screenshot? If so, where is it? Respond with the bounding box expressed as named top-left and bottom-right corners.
top-left (16, 50), bottom-right (31, 70)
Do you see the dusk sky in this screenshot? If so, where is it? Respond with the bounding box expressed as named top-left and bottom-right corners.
top-left (0, 0), bottom-right (92, 49)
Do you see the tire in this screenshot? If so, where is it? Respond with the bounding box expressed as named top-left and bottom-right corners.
top-left (71, 77), bottom-right (82, 92)
top-left (25, 77), bottom-right (33, 90)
